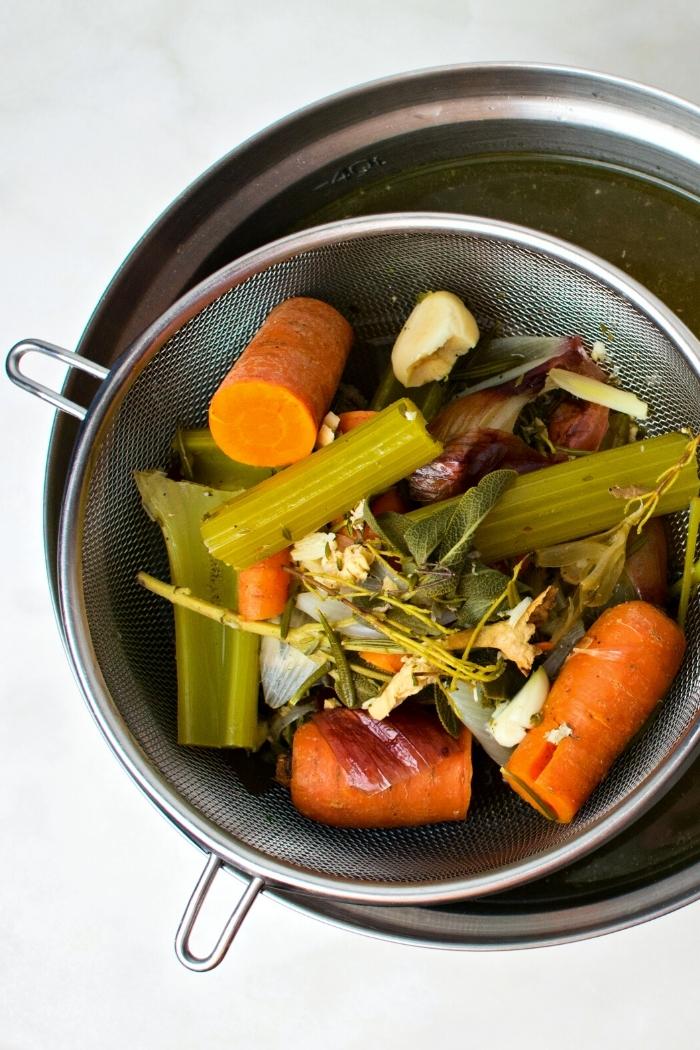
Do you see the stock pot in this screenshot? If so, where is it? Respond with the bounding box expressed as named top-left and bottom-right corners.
top-left (25, 64), bottom-right (700, 961)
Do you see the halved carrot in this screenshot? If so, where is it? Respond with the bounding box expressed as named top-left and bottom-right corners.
top-left (291, 708), bottom-right (472, 828)
top-left (209, 297), bottom-right (353, 467)
top-left (237, 548), bottom-right (292, 621)
top-left (337, 410), bottom-right (377, 434)
top-left (503, 601), bottom-right (686, 822)
top-left (359, 651), bottom-right (407, 674)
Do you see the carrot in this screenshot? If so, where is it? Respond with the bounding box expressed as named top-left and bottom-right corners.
top-left (502, 601), bottom-right (685, 822)
top-left (290, 708), bottom-right (472, 828)
top-left (237, 548), bottom-right (292, 621)
top-left (359, 651), bottom-right (407, 674)
top-left (370, 486), bottom-right (409, 516)
top-left (209, 297), bottom-right (353, 467)
top-left (337, 410), bottom-right (377, 434)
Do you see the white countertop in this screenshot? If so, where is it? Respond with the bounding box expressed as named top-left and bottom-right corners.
top-left (4, 2), bottom-right (700, 1046)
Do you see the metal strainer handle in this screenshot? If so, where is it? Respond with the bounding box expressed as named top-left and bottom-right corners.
top-left (174, 853), bottom-right (264, 971)
top-left (5, 338), bottom-right (109, 420)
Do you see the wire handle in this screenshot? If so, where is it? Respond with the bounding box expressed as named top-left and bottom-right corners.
top-left (5, 338), bottom-right (109, 420)
top-left (175, 854), bottom-right (264, 972)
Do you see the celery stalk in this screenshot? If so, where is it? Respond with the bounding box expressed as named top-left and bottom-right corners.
top-left (201, 399), bottom-right (441, 570)
top-left (173, 428), bottom-right (273, 491)
top-left (406, 433), bottom-right (698, 562)
top-left (678, 496), bottom-right (700, 628)
top-left (135, 471), bottom-right (261, 748)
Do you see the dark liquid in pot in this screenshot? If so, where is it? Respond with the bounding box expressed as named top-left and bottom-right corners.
top-left (306, 153), bottom-right (700, 339)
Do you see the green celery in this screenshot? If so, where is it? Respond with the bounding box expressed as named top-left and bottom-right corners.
top-left (406, 433), bottom-right (699, 562)
top-left (678, 496), bottom-right (700, 628)
top-left (173, 428), bottom-right (273, 491)
top-left (200, 399), bottom-right (441, 570)
top-left (135, 472), bottom-right (261, 748)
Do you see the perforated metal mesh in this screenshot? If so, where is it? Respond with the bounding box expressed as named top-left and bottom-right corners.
top-left (76, 222), bottom-right (700, 890)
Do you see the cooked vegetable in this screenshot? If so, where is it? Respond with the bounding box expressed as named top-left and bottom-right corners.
top-left (547, 368), bottom-right (649, 420)
top-left (359, 651), bottom-right (407, 674)
top-left (623, 518), bottom-right (668, 606)
top-left (134, 472), bottom-right (261, 748)
top-left (200, 399), bottom-right (442, 570)
top-left (290, 706), bottom-right (472, 827)
top-left (408, 428), bottom-right (563, 503)
top-left (678, 496), bottom-right (700, 627)
top-left (238, 549), bottom-right (292, 621)
top-left (445, 682), bottom-right (514, 766)
top-left (547, 398), bottom-right (610, 452)
top-left (502, 601), bottom-right (686, 822)
top-left (457, 335), bottom-right (605, 394)
top-left (391, 291), bottom-right (479, 387)
top-left (173, 428), bottom-right (273, 490)
top-left (208, 297), bottom-right (353, 467)
top-left (260, 634), bottom-right (320, 710)
top-left (429, 388), bottom-right (533, 443)
top-left (489, 667), bottom-right (550, 747)
top-left (337, 410), bottom-right (377, 433)
top-left (406, 432), bottom-right (699, 562)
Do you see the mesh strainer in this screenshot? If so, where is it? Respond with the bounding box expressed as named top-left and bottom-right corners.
top-left (8, 213), bottom-right (700, 969)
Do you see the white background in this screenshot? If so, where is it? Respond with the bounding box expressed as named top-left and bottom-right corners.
top-left (3, 1), bottom-right (700, 1047)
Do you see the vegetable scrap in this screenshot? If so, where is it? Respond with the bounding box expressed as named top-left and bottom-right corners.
top-left (134, 287), bottom-right (699, 830)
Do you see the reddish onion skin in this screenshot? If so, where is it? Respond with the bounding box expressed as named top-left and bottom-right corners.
top-left (408, 429), bottom-right (565, 503)
top-left (500, 336), bottom-right (608, 395)
top-left (290, 706), bottom-right (472, 827)
top-left (548, 398), bottom-right (610, 451)
top-left (623, 518), bottom-right (669, 607)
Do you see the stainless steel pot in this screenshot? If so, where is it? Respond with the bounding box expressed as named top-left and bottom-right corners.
top-left (22, 64), bottom-right (700, 959)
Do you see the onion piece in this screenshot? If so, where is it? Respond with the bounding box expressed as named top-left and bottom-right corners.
top-left (260, 635), bottom-right (320, 710)
top-left (312, 705), bottom-right (463, 793)
top-left (295, 592), bottom-right (383, 640)
top-left (446, 682), bottom-right (513, 767)
top-left (547, 368), bottom-right (648, 419)
top-left (488, 667), bottom-right (550, 747)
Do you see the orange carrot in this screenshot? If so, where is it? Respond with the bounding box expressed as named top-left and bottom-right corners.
top-left (359, 651), bottom-right (407, 674)
top-left (291, 708), bottom-right (472, 828)
top-left (209, 297), bottom-right (353, 466)
top-left (370, 486), bottom-right (409, 516)
top-left (337, 410), bottom-right (377, 434)
top-left (503, 601), bottom-right (685, 822)
top-left (237, 548), bottom-right (292, 621)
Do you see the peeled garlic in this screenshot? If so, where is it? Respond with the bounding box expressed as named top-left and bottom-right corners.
top-left (391, 290), bottom-right (480, 387)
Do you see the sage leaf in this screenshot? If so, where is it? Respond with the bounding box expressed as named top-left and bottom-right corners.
top-left (456, 566), bottom-right (511, 626)
top-left (438, 469), bottom-right (516, 569)
top-left (434, 683), bottom-right (461, 738)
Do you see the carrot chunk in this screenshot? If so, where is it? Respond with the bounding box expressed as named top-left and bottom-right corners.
top-left (237, 549), bottom-right (291, 621)
top-left (209, 297), bottom-right (353, 466)
top-left (503, 601), bottom-right (686, 822)
top-left (291, 707), bottom-right (472, 828)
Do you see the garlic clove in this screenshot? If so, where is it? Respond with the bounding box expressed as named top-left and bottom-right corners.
top-left (391, 291), bottom-right (480, 387)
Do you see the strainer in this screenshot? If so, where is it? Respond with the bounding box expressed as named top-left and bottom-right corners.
top-left (8, 213), bottom-right (700, 970)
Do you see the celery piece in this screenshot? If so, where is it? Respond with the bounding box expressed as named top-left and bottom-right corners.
top-left (173, 428), bottom-right (273, 491)
top-left (135, 471), bottom-right (261, 748)
top-left (200, 399), bottom-right (441, 570)
top-left (407, 433), bottom-right (698, 563)
top-left (678, 496), bottom-right (700, 628)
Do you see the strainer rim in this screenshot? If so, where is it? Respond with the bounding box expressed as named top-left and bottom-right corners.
top-left (57, 211), bottom-right (700, 905)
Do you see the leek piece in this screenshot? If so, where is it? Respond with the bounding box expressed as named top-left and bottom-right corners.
top-left (173, 428), bottom-right (273, 491)
top-left (406, 433), bottom-right (698, 562)
top-left (547, 368), bottom-right (649, 420)
top-left (678, 496), bottom-right (700, 628)
top-left (370, 362), bottom-right (446, 420)
top-left (135, 472), bottom-right (261, 748)
top-left (201, 399), bottom-right (441, 570)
